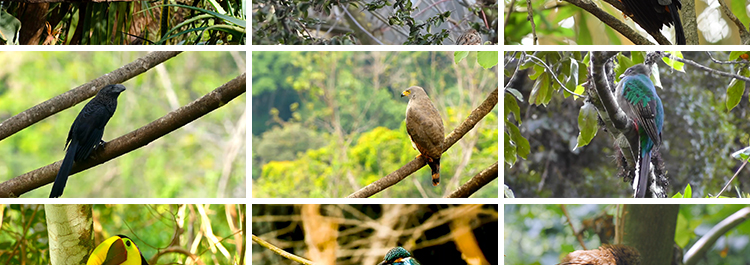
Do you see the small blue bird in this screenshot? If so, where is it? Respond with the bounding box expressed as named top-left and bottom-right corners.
top-left (378, 247), bottom-right (421, 265)
top-left (615, 64), bottom-right (664, 198)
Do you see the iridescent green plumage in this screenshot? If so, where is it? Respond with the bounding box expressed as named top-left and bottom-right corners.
top-left (378, 247), bottom-right (421, 265)
top-left (615, 64), bottom-right (664, 198)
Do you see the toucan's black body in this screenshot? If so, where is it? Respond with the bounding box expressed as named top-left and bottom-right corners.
top-left (620, 0), bottom-right (685, 45)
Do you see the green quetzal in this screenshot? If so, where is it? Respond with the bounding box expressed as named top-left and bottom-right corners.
top-left (615, 64), bottom-right (664, 198)
top-left (378, 247), bottom-right (421, 265)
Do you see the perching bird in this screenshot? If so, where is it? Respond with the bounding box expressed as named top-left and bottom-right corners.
top-left (87, 235), bottom-right (149, 265)
top-left (456, 29), bottom-right (481, 45)
top-left (558, 244), bottom-right (641, 265)
top-left (619, 0), bottom-right (685, 44)
top-left (378, 247), bottom-right (421, 265)
top-left (401, 86), bottom-right (444, 186)
top-left (615, 64), bottom-right (664, 198)
top-left (50, 84), bottom-right (126, 198)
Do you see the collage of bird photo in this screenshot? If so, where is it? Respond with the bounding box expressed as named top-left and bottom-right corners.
top-left (7, 0), bottom-right (750, 264)
top-left (503, 0), bottom-right (750, 261)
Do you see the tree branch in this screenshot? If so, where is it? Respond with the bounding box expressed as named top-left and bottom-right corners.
top-left (446, 162), bottom-right (498, 198)
top-left (563, 0), bottom-right (660, 45)
top-left (0, 51), bottom-right (182, 141)
top-left (0, 73), bottom-right (246, 197)
top-left (252, 234), bottom-right (315, 265)
top-left (684, 207), bottom-right (750, 265)
top-left (717, 0), bottom-right (750, 45)
top-left (587, 51), bottom-right (638, 170)
top-left (347, 87), bottom-right (498, 198)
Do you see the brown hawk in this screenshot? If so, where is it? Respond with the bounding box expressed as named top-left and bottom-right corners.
top-left (401, 86), bottom-right (444, 186)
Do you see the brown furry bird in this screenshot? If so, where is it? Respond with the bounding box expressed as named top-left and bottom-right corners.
top-left (456, 29), bottom-right (481, 45)
top-left (558, 245), bottom-right (641, 265)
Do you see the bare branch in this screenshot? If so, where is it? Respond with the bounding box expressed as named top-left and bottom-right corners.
top-left (562, 0), bottom-right (658, 45)
top-left (0, 73), bottom-right (246, 197)
top-left (717, 0), bottom-right (750, 44)
top-left (252, 234), bottom-right (315, 265)
top-left (445, 162), bottom-right (498, 198)
top-left (347, 87), bottom-right (498, 198)
top-left (0, 51), bottom-right (182, 141)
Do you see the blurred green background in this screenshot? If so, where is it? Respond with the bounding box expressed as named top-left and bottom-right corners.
top-left (251, 51), bottom-right (499, 198)
top-left (505, 204), bottom-right (750, 264)
top-left (0, 204), bottom-right (245, 264)
top-left (0, 51), bottom-right (246, 198)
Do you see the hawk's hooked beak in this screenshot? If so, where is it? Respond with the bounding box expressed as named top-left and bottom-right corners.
top-left (401, 90), bottom-right (410, 97)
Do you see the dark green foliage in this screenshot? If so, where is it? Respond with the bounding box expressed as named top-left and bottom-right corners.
top-left (253, 0), bottom-right (492, 45)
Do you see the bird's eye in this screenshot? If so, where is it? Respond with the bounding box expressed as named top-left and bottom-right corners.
top-left (126, 240), bottom-right (132, 247)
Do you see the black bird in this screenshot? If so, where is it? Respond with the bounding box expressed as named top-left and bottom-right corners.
top-left (50, 84), bottom-right (126, 198)
top-left (619, 0), bottom-right (685, 45)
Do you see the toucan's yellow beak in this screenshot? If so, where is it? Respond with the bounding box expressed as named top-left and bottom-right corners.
top-left (87, 235), bottom-right (148, 265)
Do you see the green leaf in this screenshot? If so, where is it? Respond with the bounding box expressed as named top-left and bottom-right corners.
top-left (161, 4), bottom-right (246, 27)
top-left (663, 51), bottom-right (685, 72)
top-left (506, 87), bottom-right (524, 103)
top-left (575, 101), bottom-right (599, 149)
top-left (507, 121), bottom-right (530, 160)
top-left (505, 93), bottom-right (521, 123)
top-left (454, 51), bottom-right (469, 64)
top-left (504, 130), bottom-right (517, 165)
top-left (540, 72), bottom-right (553, 106)
top-left (728, 51), bottom-right (749, 61)
top-left (477, 51), bottom-right (498, 69)
top-left (674, 210), bottom-right (690, 246)
top-left (725, 68), bottom-right (749, 111)
top-left (563, 59), bottom-right (579, 98)
top-left (631, 51), bottom-right (646, 64)
top-left (731, 146), bottom-right (750, 161)
top-left (573, 84), bottom-right (585, 100)
top-left (0, 9), bottom-right (21, 44)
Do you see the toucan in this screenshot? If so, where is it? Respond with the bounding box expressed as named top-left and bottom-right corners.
top-left (86, 235), bottom-right (149, 265)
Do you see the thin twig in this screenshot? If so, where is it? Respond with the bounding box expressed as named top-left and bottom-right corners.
top-left (663, 52), bottom-right (750, 82)
top-left (560, 205), bottom-right (587, 250)
top-left (525, 0), bottom-right (537, 45)
top-left (252, 234), bottom-right (315, 265)
top-left (342, 4), bottom-right (384, 45)
top-left (716, 158), bottom-right (748, 198)
top-left (525, 55), bottom-right (585, 97)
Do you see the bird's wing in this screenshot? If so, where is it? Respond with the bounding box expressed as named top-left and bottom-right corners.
top-left (622, 75), bottom-right (661, 146)
top-left (405, 98), bottom-right (443, 158)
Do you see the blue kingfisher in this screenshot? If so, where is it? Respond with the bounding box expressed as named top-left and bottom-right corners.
top-left (378, 247), bottom-right (421, 265)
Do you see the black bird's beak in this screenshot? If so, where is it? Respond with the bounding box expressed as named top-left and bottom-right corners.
top-left (111, 84), bottom-right (126, 93)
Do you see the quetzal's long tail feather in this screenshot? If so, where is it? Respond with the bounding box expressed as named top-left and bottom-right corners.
top-left (668, 3), bottom-right (686, 45)
top-left (635, 152), bottom-right (651, 198)
top-left (50, 141), bottom-right (77, 198)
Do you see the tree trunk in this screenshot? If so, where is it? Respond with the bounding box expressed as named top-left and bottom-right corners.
top-left (46, 204), bottom-right (93, 265)
top-left (619, 204), bottom-right (679, 265)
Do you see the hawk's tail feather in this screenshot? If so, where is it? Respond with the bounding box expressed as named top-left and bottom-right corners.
top-left (428, 158), bottom-right (440, 186)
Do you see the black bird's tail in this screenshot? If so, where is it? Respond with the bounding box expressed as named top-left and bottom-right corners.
top-left (50, 141), bottom-right (77, 198)
top-left (669, 3), bottom-right (686, 45)
top-left (635, 152), bottom-right (651, 198)
top-left (427, 157), bottom-right (440, 186)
